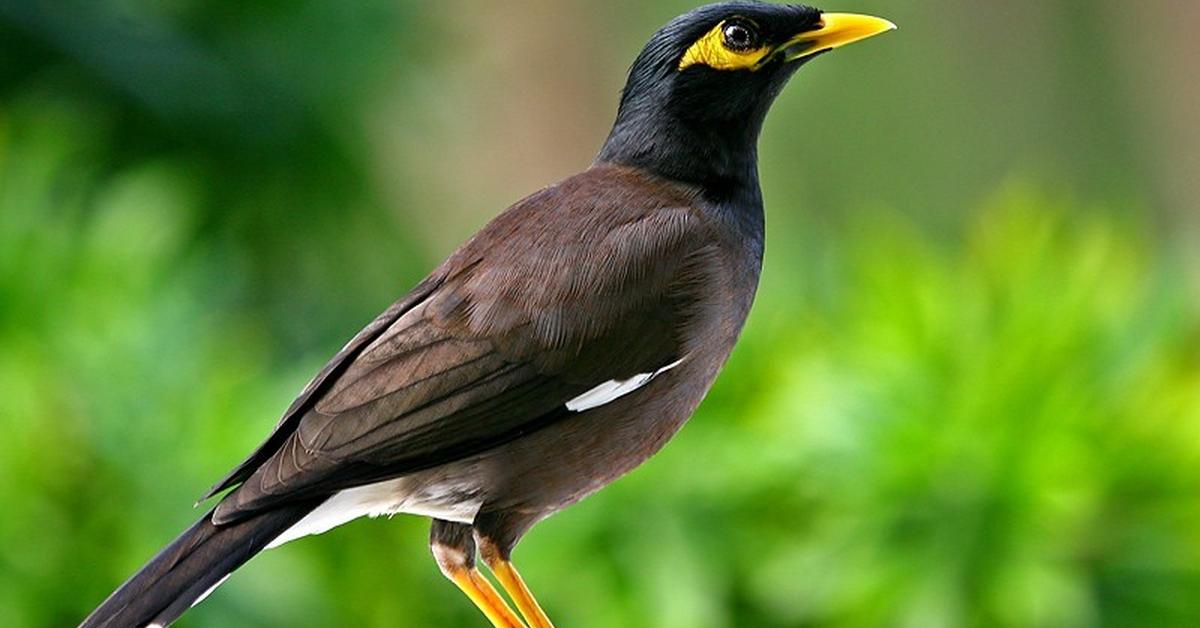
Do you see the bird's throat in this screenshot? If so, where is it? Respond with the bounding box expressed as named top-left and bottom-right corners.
top-left (596, 110), bottom-right (764, 198)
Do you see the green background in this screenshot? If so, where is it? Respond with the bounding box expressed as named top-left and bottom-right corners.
top-left (2, 1), bottom-right (1198, 626)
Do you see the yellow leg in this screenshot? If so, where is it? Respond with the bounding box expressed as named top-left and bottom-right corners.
top-left (446, 565), bottom-right (528, 628)
top-left (485, 558), bottom-right (554, 628)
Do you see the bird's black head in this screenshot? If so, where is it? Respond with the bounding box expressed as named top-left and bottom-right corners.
top-left (597, 2), bottom-right (894, 195)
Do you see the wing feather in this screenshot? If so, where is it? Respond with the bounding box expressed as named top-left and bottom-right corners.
top-left (209, 167), bottom-right (712, 522)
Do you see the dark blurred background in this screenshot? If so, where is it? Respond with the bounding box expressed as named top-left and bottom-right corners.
top-left (1, 1), bottom-right (1198, 626)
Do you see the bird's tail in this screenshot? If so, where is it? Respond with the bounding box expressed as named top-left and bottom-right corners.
top-left (80, 500), bottom-right (321, 628)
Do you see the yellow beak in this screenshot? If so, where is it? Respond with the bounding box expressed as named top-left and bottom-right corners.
top-left (781, 13), bottom-right (897, 62)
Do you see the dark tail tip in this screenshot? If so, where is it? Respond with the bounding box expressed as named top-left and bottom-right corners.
top-left (80, 500), bottom-right (319, 628)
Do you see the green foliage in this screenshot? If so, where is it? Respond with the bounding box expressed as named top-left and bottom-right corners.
top-left (3, 99), bottom-right (1198, 626)
top-left (707, 189), bottom-right (1200, 627)
top-left (2, 2), bottom-right (1198, 627)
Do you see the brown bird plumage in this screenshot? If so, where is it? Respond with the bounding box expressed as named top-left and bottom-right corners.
top-left (212, 163), bottom-right (751, 524)
top-left (81, 3), bottom-right (893, 627)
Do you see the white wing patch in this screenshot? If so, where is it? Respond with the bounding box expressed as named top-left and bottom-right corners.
top-left (566, 359), bottom-right (684, 412)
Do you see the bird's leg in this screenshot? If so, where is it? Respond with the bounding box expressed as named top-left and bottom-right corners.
top-left (430, 519), bottom-right (527, 628)
top-left (478, 536), bottom-right (555, 628)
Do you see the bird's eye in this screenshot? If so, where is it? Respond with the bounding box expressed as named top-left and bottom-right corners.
top-left (722, 21), bottom-right (758, 52)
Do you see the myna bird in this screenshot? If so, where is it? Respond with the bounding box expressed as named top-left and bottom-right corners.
top-left (81, 3), bottom-right (894, 627)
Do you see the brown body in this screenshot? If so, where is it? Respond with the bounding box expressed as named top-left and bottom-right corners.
top-left (81, 4), bottom-right (895, 626)
top-left (215, 163), bottom-right (764, 548)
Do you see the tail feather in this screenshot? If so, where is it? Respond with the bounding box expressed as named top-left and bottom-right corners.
top-left (81, 500), bottom-right (321, 628)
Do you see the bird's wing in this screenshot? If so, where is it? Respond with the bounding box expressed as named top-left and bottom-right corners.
top-left (210, 169), bottom-right (715, 521)
top-left (200, 279), bottom-right (441, 502)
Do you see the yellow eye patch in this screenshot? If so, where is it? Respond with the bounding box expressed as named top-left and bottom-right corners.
top-left (678, 21), bottom-right (771, 71)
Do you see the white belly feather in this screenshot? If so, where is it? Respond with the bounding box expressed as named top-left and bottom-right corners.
top-left (267, 477), bottom-right (482, 550)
